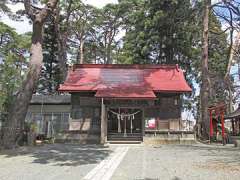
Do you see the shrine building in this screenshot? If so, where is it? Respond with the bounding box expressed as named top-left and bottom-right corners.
top-left (57, 64), bottom-right (192, 144)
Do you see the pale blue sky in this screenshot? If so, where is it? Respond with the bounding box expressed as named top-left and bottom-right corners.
top-left (1, 0), bottom-right (118, 34)
top-left (0, 0), bottom-right (224, 34)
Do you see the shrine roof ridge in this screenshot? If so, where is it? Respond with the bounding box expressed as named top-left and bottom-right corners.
top-left (71, 64), bottom-right (180, 70)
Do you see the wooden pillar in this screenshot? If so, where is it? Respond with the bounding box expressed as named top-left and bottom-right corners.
top-left (118, 108), bottom-right (121, 133)
top-left (100, 98), bottom-right (107, 144)
top-left (179, 117), bottom-right (181, 130)
top-left (220, 110), bottom-right (225, 145)
top-left (142, 108), bottom-right (145, 136)
top-left (209, 109), bottom-right (213, 139)
top-left (216, 114), bottom-right (218, 135)
top-left (231, 119), bottom-right (235, 135)
top-left (124, 117), bottom-right (127, 137)
top-left (238, 118), bottom-right (240, 134)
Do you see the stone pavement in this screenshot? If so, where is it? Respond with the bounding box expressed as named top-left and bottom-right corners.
top-left (0, 143), bottom-right (240, 180)
top-left (83, 146), bottom-right (128, 180)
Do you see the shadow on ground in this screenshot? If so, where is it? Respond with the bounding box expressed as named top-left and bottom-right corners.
top-left (0, 143), bottom-right (112, 166)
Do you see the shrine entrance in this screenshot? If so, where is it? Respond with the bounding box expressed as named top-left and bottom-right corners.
top-left (107, 108), bottom-right (143, 141)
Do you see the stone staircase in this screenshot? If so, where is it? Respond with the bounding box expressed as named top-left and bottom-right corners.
top-left (107, 133), bottom-right (142, 144)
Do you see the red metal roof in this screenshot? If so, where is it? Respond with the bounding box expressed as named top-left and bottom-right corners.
top-left (59, 64), bottom-right (192, 98)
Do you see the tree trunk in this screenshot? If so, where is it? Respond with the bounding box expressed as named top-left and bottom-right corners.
top-left (106, 29), bottom-right (115, 64)
top-left (3, 22), bottom-right (43, 149)
top-left (55, 7), bottom-right (68, 82)
top-left (103, 34), bottom-right (108, 64)
top-left (224, 32), bottom-right (240, 113)
top-left (77, 37), bottom-right (84, 64)
top-left (80, 39), bottom-right (84, 64)
top-left (228, 85), bottom-right (233, 112)
top-left (2, 0), bottom-right (58, 149)
top-left (199, 0), bottom-right (211, 140)
top-left (57, 35), bottom-right (68, 81)
top-left (54, 1), bottom-right (72, 82)
top-left (106, 44), bottom-right (112, 64)
top-left (94, 46), bottom-right (97, 64)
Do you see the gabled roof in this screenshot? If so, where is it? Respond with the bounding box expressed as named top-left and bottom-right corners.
top-left (58, 64), bottom-right (192, 98)
top-left (30, 95), bottom-right (71, 105)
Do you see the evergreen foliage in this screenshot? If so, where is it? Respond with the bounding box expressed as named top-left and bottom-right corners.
top-left (37, 18), bottom-right (60, 94)
top-left (0, 22), bottom-right (30, 115)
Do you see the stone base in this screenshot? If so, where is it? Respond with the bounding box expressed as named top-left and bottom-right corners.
top-left (52, 131), bottom-right (196, 145)
top-left (54, 132), bottom-right (100, 144)
top-left (231, 136), bottom-right (240, 148)
top-left (143, 132), bottom-right (196, 145)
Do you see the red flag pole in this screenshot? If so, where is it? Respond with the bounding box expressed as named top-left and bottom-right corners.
top-left (209, 109), bottom-right (213, 141)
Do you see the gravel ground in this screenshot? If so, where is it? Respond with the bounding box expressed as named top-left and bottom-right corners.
top-left (112, 143), bottom-right (240, 180)
top-left (0, 143), bottom-right (240, 180)
top-left (0, 144), bottom-right (114, 180)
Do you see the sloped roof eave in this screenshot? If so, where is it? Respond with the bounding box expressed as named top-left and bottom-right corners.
top-left (58, 64), bottom-right (192, 93)
top-left (95, 88), bottom-right (156, 99)
top-left (225, 109), bottom-right (240, 119)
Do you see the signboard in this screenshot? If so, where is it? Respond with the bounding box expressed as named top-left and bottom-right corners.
top-left (145, 118), bottom-right (156, 129)
top-left (69, 120), bottom-right (91, 131)
top-left (148, 119), bottom-right (156, 129)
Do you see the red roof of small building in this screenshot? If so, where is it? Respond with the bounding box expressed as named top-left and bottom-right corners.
top-left (59, 64), bottom-right (192, 98)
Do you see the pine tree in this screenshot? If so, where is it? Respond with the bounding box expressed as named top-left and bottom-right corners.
top-left (3, 0), bottom-right (58, 149)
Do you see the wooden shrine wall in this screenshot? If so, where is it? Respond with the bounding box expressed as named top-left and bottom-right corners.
top-left (144, 93), bottom-right (181, 130)
top-left (70, 92), bottom-right (182, 132)
top-left (70, 93), bottom-right (101, 133)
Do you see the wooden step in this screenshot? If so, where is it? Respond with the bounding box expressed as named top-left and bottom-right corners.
top-left (107, 136), bottom-right (142, 141)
